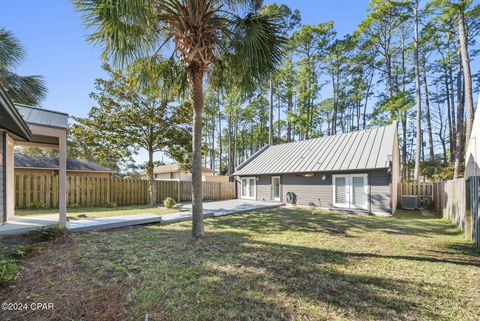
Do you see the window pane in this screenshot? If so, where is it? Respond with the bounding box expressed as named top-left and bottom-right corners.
top-left (352, 176), bottom-right (365, 206)
top-left (335, 177), bottom-right (346, 204)
top-left (249, 178), bottom-right (255, 197)
top-left (241, 179), bottom-right (247, 197)
top-left (273, 177), bottom-right (280, 199)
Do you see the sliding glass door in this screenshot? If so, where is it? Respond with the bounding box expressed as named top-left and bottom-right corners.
top-left (241, 177), bottom-right (256, 200)
top-left (333, 174), bottom-right (368, 209)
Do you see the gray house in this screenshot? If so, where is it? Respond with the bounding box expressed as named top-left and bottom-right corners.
top-left (233, 123), bottom-right (400, 215)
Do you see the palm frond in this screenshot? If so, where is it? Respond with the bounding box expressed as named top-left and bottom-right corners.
top-left (0, 28), bottom-right (25, 69)
top-left (129, 54), bottom-right (188, 97)
top-left (223, 11), bottom-right (286, 90)
top-left (74, 0), bottom-right (160, 67)
top-left (1, 71), bottom-right (47, 106)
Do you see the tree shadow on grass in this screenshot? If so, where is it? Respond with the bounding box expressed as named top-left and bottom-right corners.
top-left (2, 209), bottom-right (477, 321)
top-left (60, 225), bottom-right (472, 320)
top-left (209, 207), bottom-right (463, 239)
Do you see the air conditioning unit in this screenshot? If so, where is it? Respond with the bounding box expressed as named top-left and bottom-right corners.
top-left (401, 195), bottom-right (417, 210)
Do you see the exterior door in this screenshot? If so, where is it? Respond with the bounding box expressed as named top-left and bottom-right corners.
top-left (350, 174), bottom-right (368, 209)
top-left (241, 177), bottom-right (256, 200)
top-left (333, 174), bottom-right (368, 210)
top-left (333, 175), bottom-right (350, 208)
top-left (271, 176), bottom-right (280, 201)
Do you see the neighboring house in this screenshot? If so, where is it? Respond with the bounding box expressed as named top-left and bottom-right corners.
top-left (143, 163), bottom-right (215, 181)
top-left (465, 98), bottom-right (480, 178)
top-left (233, 122), bottom-right (401, 216)
top-left (15, 153), bottom-right (112, 177)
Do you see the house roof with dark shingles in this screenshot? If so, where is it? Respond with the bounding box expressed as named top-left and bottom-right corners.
top-left (234, 122), bottom-right (397, 176)
top-left (15, 153), bottom-right (112, 173)
top-left (153, 163), bottom-right (213, 174)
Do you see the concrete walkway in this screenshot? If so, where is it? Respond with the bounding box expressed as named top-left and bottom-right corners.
top-left (0, 200), bottom-right (282, 235)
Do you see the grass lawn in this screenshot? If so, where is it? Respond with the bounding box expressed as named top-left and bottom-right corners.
top-left (15, 204), bottom-right (178, 219)
top-left (1, 207), bottom-right (479, 320)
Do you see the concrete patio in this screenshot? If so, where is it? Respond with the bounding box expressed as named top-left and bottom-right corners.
top-left (0, 200), bottom-right (282, 235)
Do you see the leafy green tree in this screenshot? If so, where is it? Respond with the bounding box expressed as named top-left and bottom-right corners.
top-left (76, 64), bottom-right (192, 206)
top-left (0, 28), bottom-right (46, 105)
top-left (291, 22), bottom-right (334, 139)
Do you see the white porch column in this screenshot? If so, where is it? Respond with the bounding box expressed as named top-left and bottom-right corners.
top-left (58, 132), bottom-right (67, 225)
top-left (5, 133), bottom-right (15, 221)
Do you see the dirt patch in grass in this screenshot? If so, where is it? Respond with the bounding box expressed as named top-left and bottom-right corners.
top-left (0, 236), bottom-right (130, 321)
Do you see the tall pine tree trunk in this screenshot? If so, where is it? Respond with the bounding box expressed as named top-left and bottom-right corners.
top-left (422, 60), bottom-right (434, 160)
top-left (189, 70), bottom-right (205, 238)
top-left (454, 57), bottom-right (464, 179)
top-left (458, 8), bottom-right (474, 148)
top-left (268, 78), bottom-right (274, 146)
top-left (413, 0), bottom-right (422, 181)
top-left (449, 63), bottom-right (457, 162)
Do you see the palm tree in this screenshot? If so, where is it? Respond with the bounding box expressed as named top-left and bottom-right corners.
top-left (0, 28), bottom-right (47, 105)
top-left (75, 0), bottom-right (285, 237)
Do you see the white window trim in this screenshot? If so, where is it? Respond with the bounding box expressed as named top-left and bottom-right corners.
top-left (271, 176), bottom-right (281, 201)
top-left (332, 174), bottom-right (369, 210)
top-left (241, 177), bottom-right (256, 200)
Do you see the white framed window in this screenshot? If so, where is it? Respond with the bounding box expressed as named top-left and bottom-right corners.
top-left (332, 174), bottom-right (368, 210)
top-left (241, 177), bottom-right (256, 200)
top-left (271, 176), bottom-right (280, 201)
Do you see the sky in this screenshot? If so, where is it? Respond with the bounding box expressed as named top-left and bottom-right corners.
top-left (0, 0), bottom-right (372, 165)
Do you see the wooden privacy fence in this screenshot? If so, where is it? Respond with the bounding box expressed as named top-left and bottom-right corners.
top-left (432, 177), bottom-right (480, 247)
top-left (400, 182), bottom-right (434, 208)
top-left (15, 175), bottom-right (235, 209)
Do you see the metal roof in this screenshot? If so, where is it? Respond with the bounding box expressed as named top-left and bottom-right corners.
top-left (234, 123), bottom-right (397, 176)
top-left (15, 153), bottom-right (112, 173)
top-left (15, 104), bottom-right (68, 129)
top-left (0, 86), bottom-right (32, 140)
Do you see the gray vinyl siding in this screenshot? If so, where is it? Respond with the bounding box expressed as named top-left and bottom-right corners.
top-left (256, 175), bottom-right (272, 202)
top-left (281, 173), bottom-right (332, 208)
top-left (369, 170), bottom-right (391, 214)
top-left (0, 132), bottom-right (5, 223)
top-left (237, 169), bottom-right (392, 215)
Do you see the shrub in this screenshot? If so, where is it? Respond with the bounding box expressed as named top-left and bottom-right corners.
top-left (105, 201), bottom-right (117, 208)
top-left (163, 197), bottom-right (176, 208)
top-left (68, 203), bottom-right (80, 209)
top-left (26, 200), bottom-right (47, 210)
top-left (31, 224), bottom-right (67, 242)
top-left (0, 256), bottom-right (18, 284)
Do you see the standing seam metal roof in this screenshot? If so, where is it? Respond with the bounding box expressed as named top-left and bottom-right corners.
top-left (15, 104), bottom-right (69, 129)
top-left (234, 123), bottom-right (397, 176)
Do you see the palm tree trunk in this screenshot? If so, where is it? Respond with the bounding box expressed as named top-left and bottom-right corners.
top-left (458, 9), bottom-right (474, 147)
top-left (190, 71), bottom-right (205, 238)
top-left (148, 149), bottom-right (156, 206)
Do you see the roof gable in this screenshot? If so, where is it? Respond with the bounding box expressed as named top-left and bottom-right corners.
top-left (234, 123), bottom-right (397, 176)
